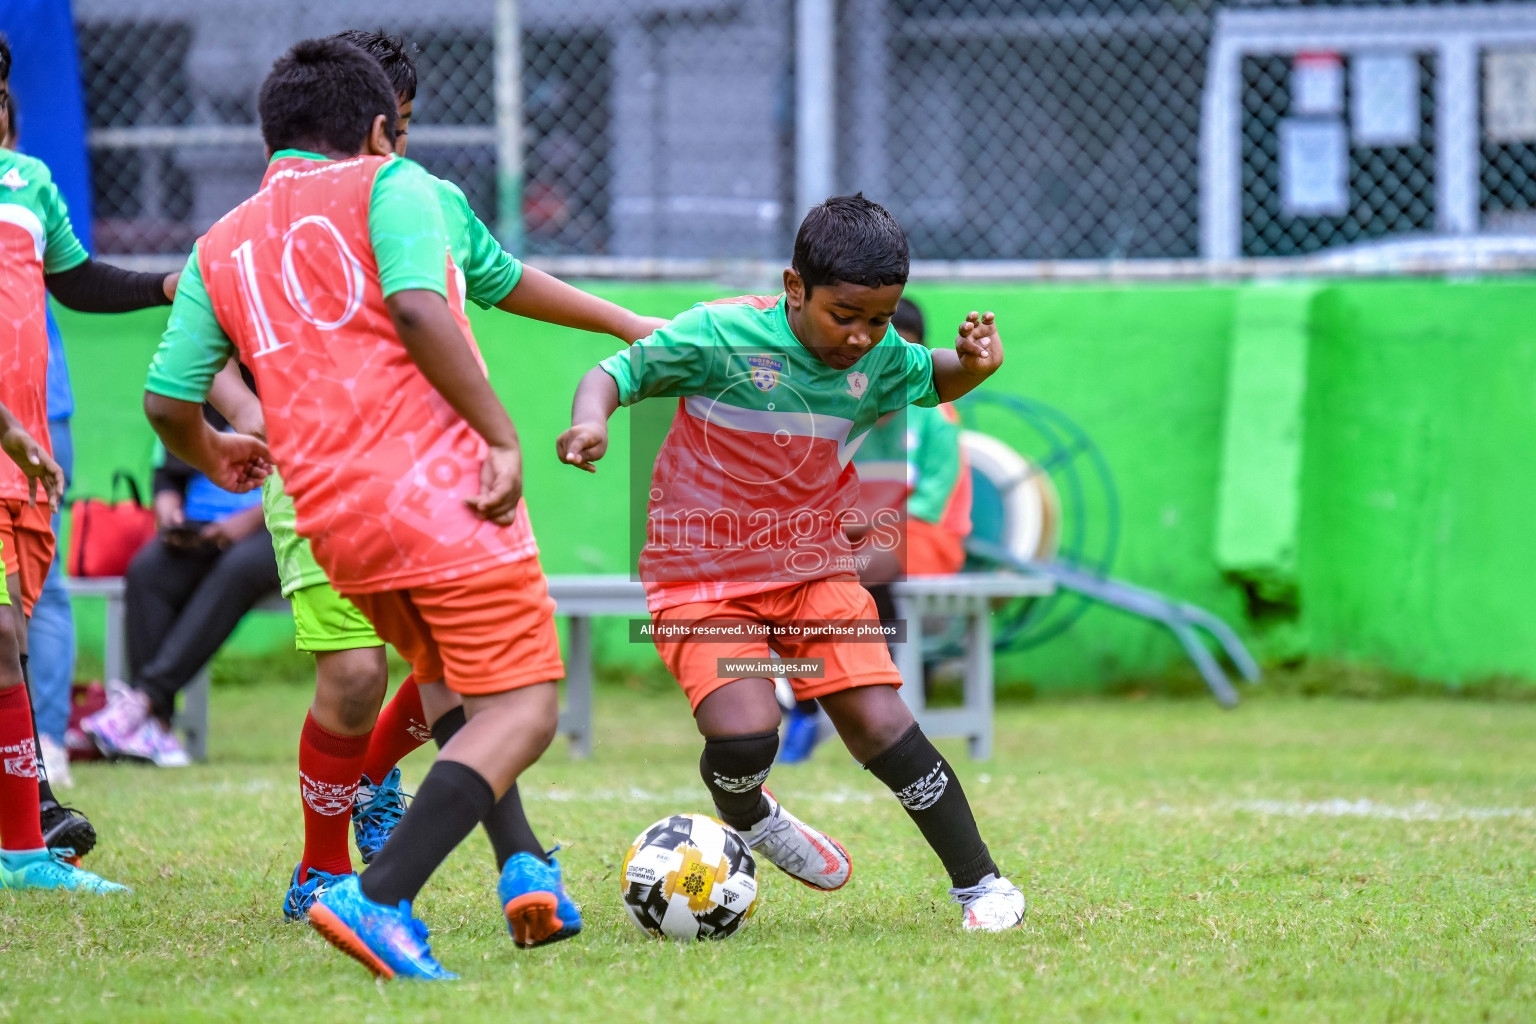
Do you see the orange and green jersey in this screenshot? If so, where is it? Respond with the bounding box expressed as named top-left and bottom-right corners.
top-left (599, 294), bottom-right (938, 613)
top-left (145, 150), bottom-right (535, 593)
top-left (853, 401), bottom-right (972, 536)
top-left (0, 149), bottom-right (88, 503)
top-left (259, 172), bottom-right (524, 597)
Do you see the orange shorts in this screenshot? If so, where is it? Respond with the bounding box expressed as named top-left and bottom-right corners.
top-left (344, 556), bottom-right (565, 696)
top-left (905, 518), bottom-right (966, 576)
top-left (0, 499), bottom-right (54, 616)
top-left (653, 580), bottom-right (903, 711)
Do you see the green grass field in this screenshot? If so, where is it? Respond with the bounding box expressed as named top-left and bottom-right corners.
top-left (2, 682), bottom-right (1533, 1023)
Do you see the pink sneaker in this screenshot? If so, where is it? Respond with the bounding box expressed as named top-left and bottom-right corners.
top-left (80, 682), bottom-right (151, 759)
top-left (109, 716), bottom-right (191, 769)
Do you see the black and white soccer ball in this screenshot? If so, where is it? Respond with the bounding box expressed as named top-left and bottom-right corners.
top-left (621, 813), bottom-right (759, 940)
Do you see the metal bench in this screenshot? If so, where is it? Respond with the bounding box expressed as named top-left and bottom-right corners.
top-left (69, 571), bottom-right (1052, 762)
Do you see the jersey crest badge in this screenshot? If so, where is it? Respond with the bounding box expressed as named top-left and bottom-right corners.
top-left (845, 370), bottom-right (869, 399)
top-left (0, 168), bottom-right (27, 192)
top-left (747, 355), bottom-right (783, 391)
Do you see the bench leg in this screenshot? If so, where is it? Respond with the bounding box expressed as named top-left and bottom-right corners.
top-left (103, 592), bottom-right (126, 685)
top-left (176, 668), bottom-right (211, 763)
top-left (962, 602), bottom-right (993, 761)
top-left (563, 615), bottom-right (594, 759)
top-left (892, 592), bottom-right (926, 715)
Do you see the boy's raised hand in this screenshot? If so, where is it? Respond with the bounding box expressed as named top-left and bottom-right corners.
top-left (955, 311), bottom-right (1003, 374)
top-left (556, 423), bottom-right (608, 473)
top-left (0, 424), bottom-right (66, 509)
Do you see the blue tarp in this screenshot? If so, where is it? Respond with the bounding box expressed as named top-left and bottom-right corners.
top-left (0, 0), bottom-right (91, 252)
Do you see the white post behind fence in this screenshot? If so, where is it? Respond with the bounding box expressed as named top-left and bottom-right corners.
top-left (495, 0), bottom-right (524, 254)
top-left (795, 0), bottom-right (835, 219)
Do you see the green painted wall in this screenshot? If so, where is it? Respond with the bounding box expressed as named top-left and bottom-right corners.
top-left (51, 276), bottom-right (1536, 691)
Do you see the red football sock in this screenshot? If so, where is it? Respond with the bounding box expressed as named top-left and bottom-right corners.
top-left (298, 711), bottom-right (369, 879)
top-left (0, 684), bottom-right (45, 852)
top-left (359, 674), bottom-right (430, 783)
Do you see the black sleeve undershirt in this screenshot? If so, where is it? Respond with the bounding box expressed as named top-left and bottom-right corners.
top-left (43, 258), bottom-right (170, 314)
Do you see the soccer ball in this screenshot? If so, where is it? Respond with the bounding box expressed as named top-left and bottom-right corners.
top-left (620, 813), bottom-right (759, 940)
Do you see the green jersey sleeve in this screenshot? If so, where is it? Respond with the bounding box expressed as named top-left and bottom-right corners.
top-left (875, 333), bottom-right (938, 414)
top-left (369, 158), bottom-right (450, 299)
top-left (144, 247), bottom-right (234, 402)
top-left (434, 177), bottom-right (522, 308)
top-left (599, 305), bottom-right (714, 405)
top-left (37, 165), bottom-right (88, 274)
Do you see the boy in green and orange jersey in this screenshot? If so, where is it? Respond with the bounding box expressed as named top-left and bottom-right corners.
top-left (558, 194), bottom-right (1026, 932)
top-left (0, 32), bottom-right (180, 862)
top-left (144, 37), bottom-right (597, 979)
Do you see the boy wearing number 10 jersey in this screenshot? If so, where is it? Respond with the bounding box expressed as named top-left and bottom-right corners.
top-left (198, 29), bottom-right (661, 927)
top-left (144, 38), bottom-right (575, 980)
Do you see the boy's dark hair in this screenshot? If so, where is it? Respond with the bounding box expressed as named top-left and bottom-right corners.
top-left (331, 29), bottom-right (418, 102)
top-left (0, 32), bottom-right (10, 84)
top-left (258, 37), bottom-right (398, 155)
top-left (892, 297), bottom-right (925, 344)
top-left (792, 193), bottom-right (909, 297)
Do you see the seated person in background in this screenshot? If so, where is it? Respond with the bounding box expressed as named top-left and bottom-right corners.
top-left (780, 298), bottom-right (973, 762)
top-left (82, 385), bottom-right (279, 767)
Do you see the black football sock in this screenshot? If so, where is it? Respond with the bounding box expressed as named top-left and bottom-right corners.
top-left (700, 730), bottom-right (777, 831)
top-left (358, 759), bottom-right (494, 907)
top-left (19, 656), bottom-right (55, 805)
top-left (793, 699), bottom-right (819, 715)
top-left (431, 706), bottom-right (545, 868)
top-left (863, 723), bottom-right (998, 888)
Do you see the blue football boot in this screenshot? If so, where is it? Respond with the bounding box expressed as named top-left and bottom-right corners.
top-left (283, 863), bottom-right (349, 922)
top-left (308, 874), bottom-right (456, 981)
top-left (351, 767), bottom-right (409, 864)
top-left (0, 848), bottom-right (129, 893)
top-left (497, 851), bottom-right (582, 948)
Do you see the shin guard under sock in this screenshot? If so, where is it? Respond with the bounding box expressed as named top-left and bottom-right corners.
top-left (864, 723), bottom-right (998, 888)
top-left (432, 706), bottom-right (545, 868)
top-left (699, 730), bottom-right (778, 831)
top-left (0, 683), bottom-right (45, 851)
top-left (359, 674), bottom-right (429, 783)
top-left (358, 759), bottom-right (493, 907)
top-left (297, 712), bottom-right (369, 879)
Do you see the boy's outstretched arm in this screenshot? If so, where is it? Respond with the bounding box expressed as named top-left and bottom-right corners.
top-left (495, 266), bottom-right (668, 343)
top-left (555, 367), bottom-right (621, 473)
top-left (206, 358), bottom-right (265, 439)
top-left (0, 402), bottom-right (65, 509)
top-left (385, 288), bottom-right (523, 523)
top-left (143, 393), bottom-right (272, 494)
top-left (930, 311), bottom-right (1005, 403)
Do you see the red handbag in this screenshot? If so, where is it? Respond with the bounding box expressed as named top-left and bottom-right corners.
top-left (68, 471), bottom-right (157, 578)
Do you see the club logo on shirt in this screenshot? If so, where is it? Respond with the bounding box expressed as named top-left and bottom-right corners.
top-left (747, 355), bottom-right (783, 392)
top-left (0, 168), bottom-right (27, 192)
top-left (845, 370), bottom-right (869, 400)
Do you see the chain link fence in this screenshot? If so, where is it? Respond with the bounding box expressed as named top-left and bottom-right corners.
top-left (72, 0), bottom-right (1536, 270)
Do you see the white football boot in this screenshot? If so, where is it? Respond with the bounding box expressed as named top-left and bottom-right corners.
top-left (950, 874), bottom-right (1026, 932)
top-left (732, 790), bottom-right (851, 891)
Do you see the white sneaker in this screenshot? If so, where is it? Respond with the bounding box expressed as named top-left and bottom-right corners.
top-left (37, 734), bottom-right (73, 789)
top-left (733, 790), bottom-right (851, 891)
top-left (950, 874), bottom-right (1026, 932)
top-left (80, 681), bottom-right (151, 758)
top-left (101, 714), bottom-right (191, 768)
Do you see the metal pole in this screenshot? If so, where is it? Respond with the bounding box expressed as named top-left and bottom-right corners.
top-left (1436, 36), bottom-right (1479, 236)
top-left (495, 0), bottom-right (525, 253)
top-left (795, 0), bottom-right (835, 218)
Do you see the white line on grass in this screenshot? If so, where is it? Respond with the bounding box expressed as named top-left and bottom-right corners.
top-left (526, 786), bottom-right (878, 805)
top-left (1223, 798), bottom-right (1536, 822)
